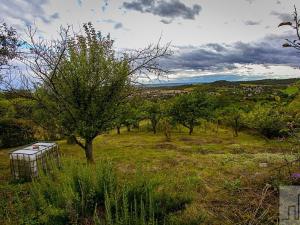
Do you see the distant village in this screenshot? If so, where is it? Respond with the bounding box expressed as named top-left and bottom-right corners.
top-left (139, 88), bottom-right (190, 99)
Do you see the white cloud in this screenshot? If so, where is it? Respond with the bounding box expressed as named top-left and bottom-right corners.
top-left (1, 0), bottom-right (300, 83)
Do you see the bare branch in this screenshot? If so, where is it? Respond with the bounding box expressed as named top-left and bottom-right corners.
top-left (278, 22), bottom-right (292, 27)
top-left (125, 39), bottom-right (172, 83)
top-left (279, 5), bottom-right (300, 50)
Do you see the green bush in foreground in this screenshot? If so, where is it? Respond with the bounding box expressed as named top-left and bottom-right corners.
top-left (26, 160), bottom-right (191, 225)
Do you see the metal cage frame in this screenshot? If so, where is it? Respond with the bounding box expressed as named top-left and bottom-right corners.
top-left (9, 142), bottom-right (60, 180)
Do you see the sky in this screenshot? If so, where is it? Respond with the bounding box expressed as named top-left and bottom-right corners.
top-left (1, 0), bottom-right (300, 83)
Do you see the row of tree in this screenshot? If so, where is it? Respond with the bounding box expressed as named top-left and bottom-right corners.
top-left (0, 80), bottom-right (298, 156)
top-left (112, 89), bottom-right (299, 139)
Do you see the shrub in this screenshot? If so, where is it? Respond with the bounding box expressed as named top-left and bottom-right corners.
top-left (245, 105), bottom-right (287, 138)
top-left (0, 118), bottom-right (35, 147)
top-left (27, 160), bottom-right (190, 225)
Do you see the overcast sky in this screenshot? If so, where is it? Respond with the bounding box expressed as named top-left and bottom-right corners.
top-left (1, 0), bottom-right (300, 83)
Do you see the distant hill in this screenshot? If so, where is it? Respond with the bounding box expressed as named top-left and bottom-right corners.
top-left (233, 78), bottom-right (300, 86)
top-left (209, 80), bottom-right (238, 86)
top-left (144, 78), bottom-right (300, 88)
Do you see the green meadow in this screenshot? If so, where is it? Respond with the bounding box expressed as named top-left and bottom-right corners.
top-left (1, 123), bottom-right (298, 225)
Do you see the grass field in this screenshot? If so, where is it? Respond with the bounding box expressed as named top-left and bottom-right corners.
top-left (1, 124), bottom-right (299, 224)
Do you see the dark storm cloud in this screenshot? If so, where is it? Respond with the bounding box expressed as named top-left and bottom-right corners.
top-left (205, 43), bottom-right (227, 52)
top-left (77, 0), bottom-right (82, 6)
top-left (123, 0), bottom-right (153, 11)
top-left (160, 19), bottom-right (173, 24)
top-left (101, 19), bottom-right (125, 30)
top-left (102, 0), bottom-right (109, 12)
top-left (0, 0), bottom-right (59, 25)
top-left (161, 34), bottom-right (300, 71)
top-left (50, 12), bottom-right (60, 20)
top-left (114, 22), bottom-right (123, 29)
top-left (244, 20), bottom-right (261, 26)
top-left (270, 11), bottom-right (292, 21)
top-left (123, 0), bottom-right (202, 20)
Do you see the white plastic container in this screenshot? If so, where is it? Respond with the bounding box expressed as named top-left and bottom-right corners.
top-left (9, 142), bottom-right (60, 180)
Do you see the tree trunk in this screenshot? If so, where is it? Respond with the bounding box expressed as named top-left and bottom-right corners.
top-left (152, 120), bottom-right (157, 134)
top-left (234, 119), bottom-right (238, 137)
top-left (127, 125), bottom-right (131, 132)
top-left (85, 139), bottom-right (94, 163)
top-left (189, 126), bottom-right (193, 135)
top-left (133, 122), bottom-right (139, 129)
top-left (117, 126), bottom-right (121, 134)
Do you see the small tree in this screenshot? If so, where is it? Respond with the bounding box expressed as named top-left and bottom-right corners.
top-left (128, 96), bottom-right (145, 129)
top-left (161, 117), bottom-right (172, 141)
top-left (221, 105), bottom-right (244, 137)
top-left (114, 102), bottom-right (135, 134)
top-left (169, 91), bottom-right (211, 135)
top-left (114, 106), bottom-right (125, 135)
top-left (212, 93), bottom-right (234, 133)
top-left (143, 100), bottom-right (162, 134)
top-left (213, 109), bottom-right (223, 133)
top-left (20, 23), bottom-right (170, 163)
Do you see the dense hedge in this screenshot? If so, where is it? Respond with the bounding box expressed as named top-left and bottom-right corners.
top-left (0, 118), bottom-right (35, 148)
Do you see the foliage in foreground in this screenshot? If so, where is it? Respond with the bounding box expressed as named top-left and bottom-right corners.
top-left (25, 160), bottom-right (192, 225)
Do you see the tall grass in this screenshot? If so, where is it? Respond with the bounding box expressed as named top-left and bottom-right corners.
top-left (27, 160), bottom-right (190, 225)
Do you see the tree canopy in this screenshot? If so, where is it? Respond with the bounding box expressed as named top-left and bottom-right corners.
top-left (21, 23), bottom-right (170, 163)
top-left (169, 91), bottom-right (212, 135)
top-left (0, 23), bottom-right (19, 79)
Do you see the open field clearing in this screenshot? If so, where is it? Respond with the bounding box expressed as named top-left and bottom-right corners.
top-left (1, 125), bottom-right (299, 225)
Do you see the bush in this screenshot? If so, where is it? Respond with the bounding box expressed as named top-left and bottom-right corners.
top-left (245, 105), bottom-right (287, 138)
top-left (0, 118), bottom-right (35, 147)
top-left (27, 160), bottom-right (190, 225)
